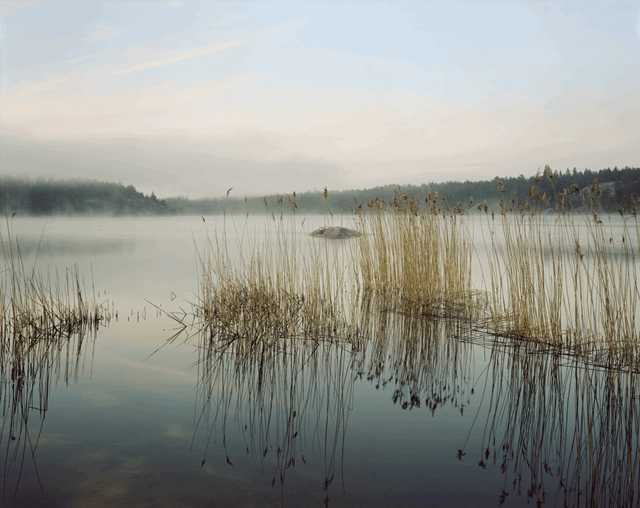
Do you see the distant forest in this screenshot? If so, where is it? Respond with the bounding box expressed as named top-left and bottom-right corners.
top-left (2, 166), bottom-right (639, 217)
top-left (167, 165), bottom-right (640, 215)
top-left (0, 177), bottom-right (171, 216)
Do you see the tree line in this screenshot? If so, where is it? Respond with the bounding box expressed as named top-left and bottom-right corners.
top-left (0, 177), bottom-right (171, 216)
top-left (2, 166), bottom-right (639, 216)
top-left (166, 165), bottom-right (640, 215)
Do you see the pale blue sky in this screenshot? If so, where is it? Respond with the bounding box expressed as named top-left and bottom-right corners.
top-left (1, 1), bottom-right (639, 197)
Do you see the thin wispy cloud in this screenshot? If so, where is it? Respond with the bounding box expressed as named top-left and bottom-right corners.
top-left (108, 39), bottom-right (245, 76)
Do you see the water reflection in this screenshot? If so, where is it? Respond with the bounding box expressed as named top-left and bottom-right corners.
top-left (469, 340), bottom-right (640, 507)
top-left (193, 318), bottom-right (355, 505)
top-left (0, 323), bottom-right (99, 498)
top-left (0, 237), bottom-right (137, 259)
top-left (181, 292), bottom-right (479, 503)
top-left (354, 293), bottom-right (477, 415)
top-left (180, 293), bottom-right (640, 507)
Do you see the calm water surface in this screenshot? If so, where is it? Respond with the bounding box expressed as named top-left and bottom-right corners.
top-left (0, 215), bottom-right (636, 507)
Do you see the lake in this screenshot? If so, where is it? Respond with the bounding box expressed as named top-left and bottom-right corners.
top-left (1, 214), bottom-right (638, 507)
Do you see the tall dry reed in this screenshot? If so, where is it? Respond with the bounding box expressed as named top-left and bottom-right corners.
top-left (0, 214), bottom-right (106, 497)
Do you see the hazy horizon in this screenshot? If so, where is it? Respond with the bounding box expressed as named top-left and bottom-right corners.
top-left (1, 1), bottom-right (639, 198)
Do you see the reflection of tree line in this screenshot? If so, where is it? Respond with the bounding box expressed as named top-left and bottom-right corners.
top-left (2, 237), bottom-right (138, 259)
top-left (187, 293), bottom-right (640, 507)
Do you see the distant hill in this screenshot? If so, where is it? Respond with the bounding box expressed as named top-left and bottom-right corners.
top-left (2, 165), bottom-right (639, 217)
top-left (0, 177), bottom-right (172, 216)
top-left (167, 165), bottom-right (640, 215)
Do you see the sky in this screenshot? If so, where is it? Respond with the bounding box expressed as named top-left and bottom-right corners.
top-left (1, 1), bottom-right (639, 198)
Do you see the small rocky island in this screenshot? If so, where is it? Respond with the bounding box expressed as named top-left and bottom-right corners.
top-left (309, 226), bottom-right (361, 238)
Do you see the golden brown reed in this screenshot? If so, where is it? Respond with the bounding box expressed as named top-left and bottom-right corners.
top-left (189, 182), bottom-right (640, 505)
top-left (352, 188), bottom-right (487, 321)
top-left (345, 176), bottom-right (640, 370)
top-left (0, 214), bottom-right (107, 497)
top-left (195, 178), bottom-right (640, 375)
top-left (0, 220), bottom-right (105, 343)
top-left (475, 173), bottom-right (640, 369)
top-left (195, 210), bottom-right (360, 356)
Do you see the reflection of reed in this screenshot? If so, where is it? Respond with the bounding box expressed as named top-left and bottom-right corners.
top-left (193, 324), bottom-right (354, 505)
top-left (471, 341), bottom-right (640, 507)
top-left (354, 292), bottom-right (476, 415)
top-left (0, 323), bottom-right (99, 498)
top-left (188, 262), bottom-right (640, 506)
top-left (188, 288), bottom-right (479, 504)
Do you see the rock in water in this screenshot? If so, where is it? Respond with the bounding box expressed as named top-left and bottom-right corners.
top-left (309, 226), bottom-right (361, 238)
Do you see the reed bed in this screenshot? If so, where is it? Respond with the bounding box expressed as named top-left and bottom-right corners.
top-left (352, 189), bottom-right (488, 321)
top-left (346, 176), bottom-right (640, 370)
top-left (195, 212), bottom-right (361, 354)
top-left (193, 178), bottom-right (640, 377)
top-left (0, 218), bottom-right (104, 342)
top-left (474, 175), bottom-right (640, 369)
top-left (189, 179), bottom-right (640, 504)
top-left (0, 215), bottom-right (107, 497)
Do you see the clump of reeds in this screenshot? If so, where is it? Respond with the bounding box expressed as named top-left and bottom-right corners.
top-left (476, 168), bottom-right (640, 369)
top-left (351, 188), bottom-right (487, 321)
top-left (189, 199), bottom-right (367, 501)
top-left (0, 213), bottom-right (106, 497)
top-left (0, 217), bottom-right (104, 342)
top-left (195, 207), bottom-right (361, 355)
top-left (196, 175), bottom-right (640, 371)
